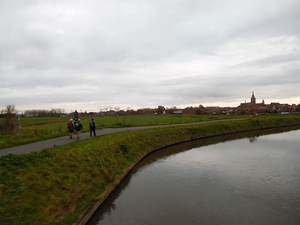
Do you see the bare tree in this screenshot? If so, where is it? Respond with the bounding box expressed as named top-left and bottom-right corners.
top-left (51, 108), bottom-right (65, 116)
top-left (2, 105), bottom-right (17, 130)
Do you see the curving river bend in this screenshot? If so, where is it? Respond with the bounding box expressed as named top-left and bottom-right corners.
top-left (87, 128), bottom-right (300, 225)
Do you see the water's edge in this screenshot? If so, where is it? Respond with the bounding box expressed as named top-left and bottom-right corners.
top-left (74, 124), bottom-right (300, 225)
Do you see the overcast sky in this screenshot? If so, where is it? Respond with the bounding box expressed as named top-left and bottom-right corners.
top-left (1, 0), bottom-right (300, 113)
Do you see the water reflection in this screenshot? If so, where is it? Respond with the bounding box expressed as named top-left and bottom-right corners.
top-left (248, 136), bottom-right (257, 142)
top-left (87, 126), bottom-right (300, 225)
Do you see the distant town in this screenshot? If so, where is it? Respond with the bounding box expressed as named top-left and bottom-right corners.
top-left (13, 92), bottom-right (300, 117)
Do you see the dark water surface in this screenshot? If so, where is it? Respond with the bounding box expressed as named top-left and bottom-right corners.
top-left (87, 128), bottom-right (300, 225)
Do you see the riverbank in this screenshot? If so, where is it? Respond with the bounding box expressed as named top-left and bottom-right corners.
top-left (1, 116), bottom-right (300, 225)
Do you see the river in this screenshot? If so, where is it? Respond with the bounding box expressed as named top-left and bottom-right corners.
top-left (87, 127), bottom-right (300, 225)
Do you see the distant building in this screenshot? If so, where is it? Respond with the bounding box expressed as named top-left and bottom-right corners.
top-left (238, 92), bottom-right (265, 114)
top-left (235, 92), bottom-right (297, 114)
top-left (251, 91), bottom-right (256, 104)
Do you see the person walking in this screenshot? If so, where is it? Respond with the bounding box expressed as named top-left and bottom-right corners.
top-left (89, 118), bottom-right (96, 137)
top-left (74, 118), bottom-right (83, 140)
top-left (74, 110), bottom-right (79, 121)
top-left (67, 119), bottom-right (74, 139)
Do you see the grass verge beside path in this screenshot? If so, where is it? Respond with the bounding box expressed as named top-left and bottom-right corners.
top-left (0, 114), bottom-right (246, 150)
top-left (1, 116), bottom-right (300, 225)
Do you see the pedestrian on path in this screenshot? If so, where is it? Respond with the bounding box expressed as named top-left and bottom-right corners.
top-left (89, 118), bottom-right (96, 137)
top-left (74, 110), bottom-right (79, 121)
top-left (67, 119), bottom-right (74, 139)
top-left (74, 118), bottom-right (83, 140)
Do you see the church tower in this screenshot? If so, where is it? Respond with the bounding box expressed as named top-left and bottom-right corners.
top-left (251, 91), bottom-right (256, 104)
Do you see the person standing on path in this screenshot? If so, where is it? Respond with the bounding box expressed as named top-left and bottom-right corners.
top-left (89, 118), bottom-right (96, 137)
top-left (74, 118), bottom-right (83, 140)
top-left (74, 110), bottom-right (79, 121)
top-left (67, 119), bottom-right (74, 139)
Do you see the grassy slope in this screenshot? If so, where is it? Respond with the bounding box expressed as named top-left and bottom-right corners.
top-left (0, 114), bottom-right (246, 150)
top-left (0, 116), bottom-right (300, 225)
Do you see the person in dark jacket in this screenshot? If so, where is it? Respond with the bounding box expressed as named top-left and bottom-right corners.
top-left (74, 110), bottom-right (79, 121)
top-left (89, 118), bottom-right (96, 137)
top-left (74, 118), bottom-right (83, 140)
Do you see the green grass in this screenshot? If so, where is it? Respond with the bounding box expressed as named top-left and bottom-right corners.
top-left (1, 116), bottom-right (300, 225)
top-left (0, 114), bottom-right (248, 150)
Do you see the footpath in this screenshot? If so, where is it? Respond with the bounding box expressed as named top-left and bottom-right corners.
top-left (0, 126), bottom-right (158, 157)
top-left (0, 119), bottom-right (247, 157)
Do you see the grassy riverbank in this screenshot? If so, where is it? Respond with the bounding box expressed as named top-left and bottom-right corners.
top-left (0, 114), bottom-right (246, 150)
top-left (1, 116), bottom-right (300, 225)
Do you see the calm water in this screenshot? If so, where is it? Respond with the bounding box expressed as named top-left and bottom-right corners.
top-left (87, 128), bottom-right (300, 225)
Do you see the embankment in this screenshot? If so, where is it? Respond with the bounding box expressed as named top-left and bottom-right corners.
top-left (1, 116), bottom-right (300, 225)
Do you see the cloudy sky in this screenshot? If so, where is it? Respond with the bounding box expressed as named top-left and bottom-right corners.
top-left (1, 0), bottom-right (300, 113)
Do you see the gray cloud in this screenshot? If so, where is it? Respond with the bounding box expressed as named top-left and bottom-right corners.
top-left (233, 52), bottom-right (300, 69)
top-left (1, 0), bottom-right (300, 112)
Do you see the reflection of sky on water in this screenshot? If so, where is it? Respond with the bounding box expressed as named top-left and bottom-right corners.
top-left (88, 128), bottom-right (300, 225)
top-left (262, 129), bottom-right (300, 141)
top-left (165, 129), bottom-right (300, 197)
top-left (144, 128), bottom-right (300, 224)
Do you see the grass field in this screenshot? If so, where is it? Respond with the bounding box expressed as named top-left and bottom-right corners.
top-left (1, 115), bottom-right (300, 225)
top-left (0, 114), bottom-right (247, 149)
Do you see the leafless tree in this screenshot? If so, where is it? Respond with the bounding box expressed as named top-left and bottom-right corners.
top-left (2, 104), bottom-right (17, 130)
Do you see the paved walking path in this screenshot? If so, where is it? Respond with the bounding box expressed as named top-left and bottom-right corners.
top-left (0, 126), bottom-right (159, 157)
top-left (0, 119), bottom-right (246, 157)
